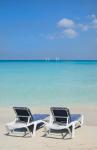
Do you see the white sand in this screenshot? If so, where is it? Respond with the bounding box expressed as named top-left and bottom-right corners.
top-left (0, 106), bottom-right (97, 150)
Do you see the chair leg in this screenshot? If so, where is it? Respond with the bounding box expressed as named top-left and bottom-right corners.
top-left (61, 133), bottom-right (65, 138)
top-left (78, 115), bottom-right (84, 127)
top-left (26, 126), bottom-right (33, 137)
top-left (71, 124), bottom-right (75, 138)
top-left (46, 128), bottom-right (51, 137)
top-left (6, 125), bottom-right (15, 135)
top-left (6, 126), bottom-right (10, 135)
top-left (32, 123), bottom-right (37, 137)
top-left (45, 128), bottom-right (50, 136)
top-left (23, 131), bottom-right (27, 137)
top-left (62, 132), bottom-right (68, 139)
top-left (68, 123), bottom-right (75, 138)
top-left (26, 123), bottom-right (36, 137)
top-left (44, 126), bottom-right (48, 136)
top-left (80, 115), bottom-right (84, 127)
top-left (68, 128), bottom-right (72, 138)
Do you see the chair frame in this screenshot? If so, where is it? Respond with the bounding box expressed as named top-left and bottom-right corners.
top-left (6, 107), bottom-right (45, 137)
top-left (44, 107), bottom-right (83, 139)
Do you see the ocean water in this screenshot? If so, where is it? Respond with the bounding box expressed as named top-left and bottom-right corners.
top-left (0, 60), bottom-right (97, 107)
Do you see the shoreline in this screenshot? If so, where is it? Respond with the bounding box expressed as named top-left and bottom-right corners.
top-left (0, 102), bottom-right (97, 108)
top-left (0, 104), bottom-right (97, 126)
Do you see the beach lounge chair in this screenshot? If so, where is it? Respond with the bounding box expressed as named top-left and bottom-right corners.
top-left (44, 107), bottom-right (83, 139)
top-left (6, 107), bottom-right (49, 137)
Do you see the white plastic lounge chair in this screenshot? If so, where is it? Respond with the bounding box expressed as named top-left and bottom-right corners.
top-left (6, 107), bottom-right (49, 137)
top-left (44, 107), bottom-right (83, 139)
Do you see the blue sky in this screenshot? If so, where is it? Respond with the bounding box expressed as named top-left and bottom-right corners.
top-left (0, 0), bottom-right (97, 60)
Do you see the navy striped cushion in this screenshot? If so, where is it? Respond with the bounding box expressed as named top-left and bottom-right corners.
top-left (70, 114), bottom-right (81, 122)
top-left (32, 114), bottom-right (49, 121)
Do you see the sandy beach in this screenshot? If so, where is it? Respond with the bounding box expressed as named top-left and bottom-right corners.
top-left (0, 106), bottom-right (97, 150)
top-left (0, 0), bottom-right (97, 149)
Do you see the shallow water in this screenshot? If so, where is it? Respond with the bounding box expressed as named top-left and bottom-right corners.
top-left (0, 60), bottom-right (97, 106)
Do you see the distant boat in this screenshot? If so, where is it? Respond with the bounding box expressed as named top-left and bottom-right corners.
top-left (55, 57), bottom-right (60, 61)
top-left (45, 58), bottom-right (50, 61)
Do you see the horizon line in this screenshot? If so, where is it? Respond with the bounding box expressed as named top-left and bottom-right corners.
top-left (0, 59), bottom-right (97, 61)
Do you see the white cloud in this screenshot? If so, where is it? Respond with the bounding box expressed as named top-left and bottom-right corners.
top-left (78, 24), bottom-right (88, 31)
top-left (57, 18), bottom-right (75, 28)
top-left (87, 14), bottom-right (97, 29)
top-left (48, 15), bottom-right (97, 40)
top-left (63, 29), bottom-right (78, 38)
top-left (92, 18), bottom-right (97, 28)
top-left (91, 14), bottom-right (96, 19)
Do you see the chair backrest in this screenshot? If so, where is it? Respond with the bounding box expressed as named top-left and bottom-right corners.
top-left (50, 107), bottom-right (71, 125)
top-left (13, 107), bottom-right (33, 123)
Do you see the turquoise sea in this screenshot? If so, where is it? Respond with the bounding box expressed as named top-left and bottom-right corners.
top-left (0, 60), bottom-right (97, 107)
